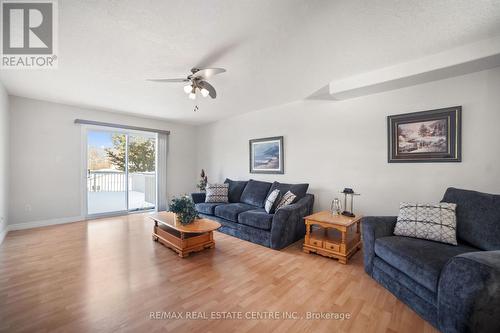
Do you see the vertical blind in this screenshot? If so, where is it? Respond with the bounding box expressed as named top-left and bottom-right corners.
top-left (156, 133), bottom-right (169, 211)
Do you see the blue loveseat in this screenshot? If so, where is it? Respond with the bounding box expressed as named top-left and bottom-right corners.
top-left (191, 179), bottom-right (314, 250)
top-left (362, 187), bottom-right (500, 333)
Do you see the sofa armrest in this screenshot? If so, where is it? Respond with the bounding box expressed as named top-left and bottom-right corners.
top-left (438, 251), bottom-right (500, 333)
top-left (191, 192), bottom-right (206, 204)
top-left (361, 216), bottom-right (397, 275)
top-left (270, 194), bottom-right (314, 250)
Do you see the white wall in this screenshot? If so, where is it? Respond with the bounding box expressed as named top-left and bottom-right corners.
top-left (197, 67), bottom-right (500, 216)
top-left (9, 96), bottom-right (198, 226)
top-left (0, 82), bottom-right (9, 242)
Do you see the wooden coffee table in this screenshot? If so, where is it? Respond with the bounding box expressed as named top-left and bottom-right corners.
top-left (150, 212), bottom-right (221, 258)
top-left (302, 211), bottom-right (362, 264)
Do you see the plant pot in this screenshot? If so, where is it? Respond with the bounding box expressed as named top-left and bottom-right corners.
top-left (170, 195), bottom-right (199, 225)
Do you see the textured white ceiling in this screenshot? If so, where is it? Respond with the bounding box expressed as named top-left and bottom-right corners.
top-left (1, 0), bottom-right (500, 124)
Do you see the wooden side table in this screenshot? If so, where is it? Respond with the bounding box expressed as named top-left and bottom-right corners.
top-left (302, 211), bottom-right (362, 264)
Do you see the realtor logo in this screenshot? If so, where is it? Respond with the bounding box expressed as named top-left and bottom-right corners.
top-left (1, 0), bottom-right (58, 68)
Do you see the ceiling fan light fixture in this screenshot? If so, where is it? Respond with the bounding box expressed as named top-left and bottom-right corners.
top-left (200, 88), bottom-right (209, 98)
top-left (147, 67), bottom-right (225, 100)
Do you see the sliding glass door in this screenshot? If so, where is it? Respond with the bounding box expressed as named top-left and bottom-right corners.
top-left (127, 133), bottom-right (156, 211)
top-left (86, 129), bottom-right (157, 217)
top-left (87, 130), bottom-right (127, 215)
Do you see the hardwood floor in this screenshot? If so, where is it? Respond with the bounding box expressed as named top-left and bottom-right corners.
top-left (0, 213), bottom-right (438, 333)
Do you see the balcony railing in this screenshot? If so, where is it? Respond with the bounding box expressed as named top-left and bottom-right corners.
top-left (87, 171), bottom-right (156, 213)
top-left (88, 170), bottom-right (126, 192)
top-left (88, 171), bottom-right (155, 201)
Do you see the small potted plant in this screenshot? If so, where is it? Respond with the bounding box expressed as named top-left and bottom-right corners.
top-left (169, 195), bottom-right (199, 225)
top-left (197, 169), bottom-right (208, 192)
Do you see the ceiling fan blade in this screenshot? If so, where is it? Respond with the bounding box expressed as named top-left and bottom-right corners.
top-left (191, 68), bottom-right (226, 79)
top-left (146, 78), bottom-right (190, 83)
top-left (198, 80), bottom-right (217, 98)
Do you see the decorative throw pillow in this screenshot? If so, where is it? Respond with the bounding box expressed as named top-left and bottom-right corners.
top-left (394, 202), bottom-right (458, 245)
top-left (264, 189), bottom-right (280, 213)
top-left (205, 183), bottom-right (229, 203)
top-left (275, 191), bottom-right (297, 211)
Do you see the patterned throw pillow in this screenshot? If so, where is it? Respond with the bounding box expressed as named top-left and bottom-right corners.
top-left (275, 191), bottom-right (297, 211)
top-left (205, 183), bottom-right (229, 203)
top-left (394, 202), bottom-right (458, 245)
top-left (264, 189), bottom-right (280, 213)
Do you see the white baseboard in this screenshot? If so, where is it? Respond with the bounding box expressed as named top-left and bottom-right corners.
top-left (8, 215), bottom-right (86, 231)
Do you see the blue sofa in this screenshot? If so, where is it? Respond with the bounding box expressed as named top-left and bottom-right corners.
top-left (191, 179), bottom-right (314, 250)
top-left (362, 187), bottom-right (500, 333)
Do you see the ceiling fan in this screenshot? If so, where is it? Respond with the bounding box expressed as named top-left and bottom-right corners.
top-left (147, 67), bottom-right (226, 100)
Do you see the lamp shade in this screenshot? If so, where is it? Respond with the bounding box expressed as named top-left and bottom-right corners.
top-left (200, 88), bottom-right (209, 97)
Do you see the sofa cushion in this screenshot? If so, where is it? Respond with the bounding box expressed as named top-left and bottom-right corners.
top-left (268, 181), bottom-right (309, 203)
top-left (239, 180), bottom-right (272, 207)
top-left (195, 203), bottom-right (221, 215)
top-left (373, 257), bottom-right (437, 306)
top-left (442, 187), bottom-right (500, 250)
top-left (224, 178), bottom-right (248, 203)
top-left (214, 203), bottom-right (256, 222)
top-left (375, 236), bottom-right (477, 292)
top-left (238, 209), bottom-right (274, 230)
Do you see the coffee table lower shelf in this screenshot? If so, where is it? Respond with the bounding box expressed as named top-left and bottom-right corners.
top-left (153, 224), bottom-right (215, 258)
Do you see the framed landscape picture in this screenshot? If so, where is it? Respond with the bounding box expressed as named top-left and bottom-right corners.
top-left (249, 136), bottom-right (284, 174)
top-left (388, 106), bottom-right (461, 163)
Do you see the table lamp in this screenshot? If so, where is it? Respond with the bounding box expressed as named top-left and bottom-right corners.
top-left (340, 188), bottom-right (360, 217)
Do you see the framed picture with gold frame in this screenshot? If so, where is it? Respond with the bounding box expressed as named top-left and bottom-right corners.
top-left (388, 106), bottom-right (461, 163)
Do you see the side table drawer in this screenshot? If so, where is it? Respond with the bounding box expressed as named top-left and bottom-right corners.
top-left (324, 241), bottom-right (340, 252)
top-left (309, 238), bottom-right (323, 248)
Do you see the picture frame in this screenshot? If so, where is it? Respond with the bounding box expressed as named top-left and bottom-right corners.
top-left (387, 106), bottom-right (462, 163)
top-left (249, 136), bottom-right (284, 174)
